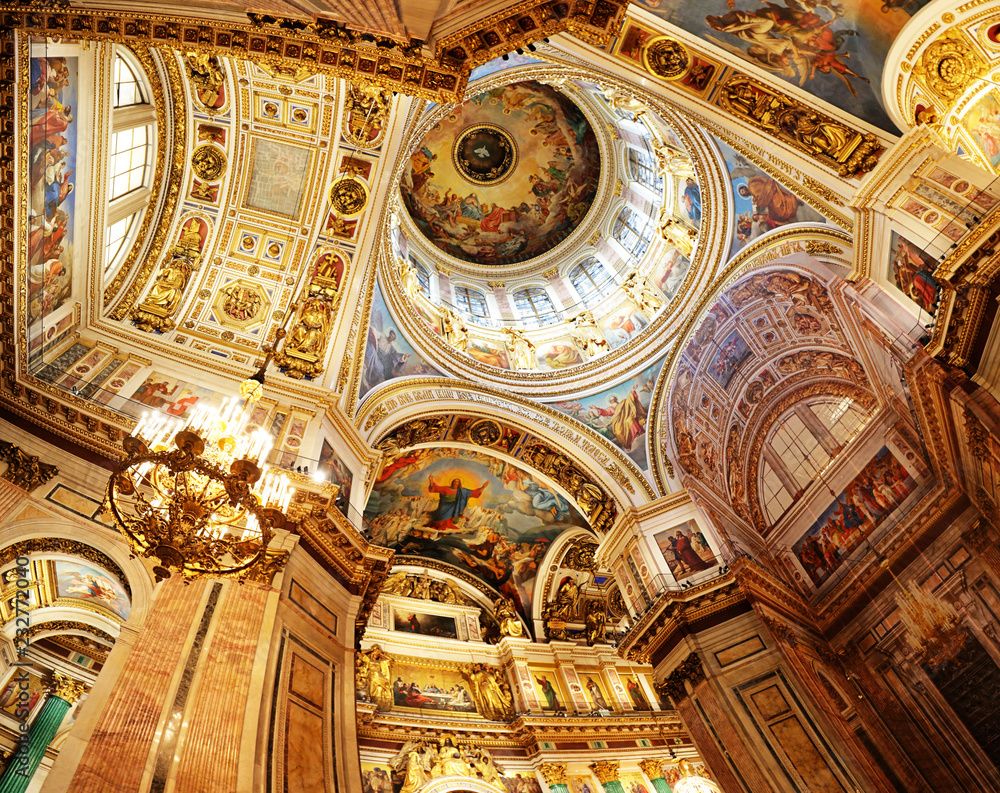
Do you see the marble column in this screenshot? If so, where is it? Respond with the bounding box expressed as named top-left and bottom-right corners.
top-left (589, 760), bottom-right (625, 793)
top-left (538, 762), bottom-right (569, 793)
top-left (638, 759), bottom-right (672, 793)
top-left (0, 673), bottom-right (85, 793)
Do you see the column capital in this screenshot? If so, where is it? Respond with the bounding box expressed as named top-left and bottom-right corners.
top-left (537, 762), bottom-right (568, 785)
top-left (589, 760), bottom-right (620, 784)
top-left (638, 759), bottom-right (665, 780)
top-left (48, 672), bottom-right (86, 705)
top-left (963, 518), bottom-right (995, 553)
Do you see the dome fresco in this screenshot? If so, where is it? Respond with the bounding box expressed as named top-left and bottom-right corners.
top-left (400, 80), bottom-right (601, 265)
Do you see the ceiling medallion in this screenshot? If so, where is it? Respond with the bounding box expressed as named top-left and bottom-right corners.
top-left (452, 123), bottom-right (518, 186)
top-left (191, 144), bottom-right (227, 182)
top-left (643, 36), bottom-right (692, 82)
top-left (329, 176), bottom-right (368, 218)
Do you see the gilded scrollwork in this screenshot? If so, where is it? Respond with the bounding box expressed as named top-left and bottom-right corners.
top-left (520, 440), bottom-right (616, 533)
top-left (0, 441), bottom-right (58, 491)
top-left (342, 79), bottom-right (394, 148)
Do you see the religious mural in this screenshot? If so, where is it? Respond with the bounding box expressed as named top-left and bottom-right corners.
top-left (392, 608), bottom-right (458, 639)
top-left (715, 138), bottom-right (826, 252)
top-left (400, 80), bottom-right (601, 264)
top-left (364, 447), bottom-right (589, 622)
top-left (638, 0), bottom-right (932, 132)
top-left (654, 520), bottom-right (717, 582)
top-left (0, 670), bottom-right (45, 720)
top-left (360, 763), bottom-right (392, 793)
top-left (551, 358), bottom-right (663, 469)
top-left (55, 560), bottom-right (131, 619)
top-left (960, 90), bottom-right (1000, 170)
top-left (468, 52), bottom-right (543, 83)
top-left (620, 771), bottom-right (653, 793)
top-left (792, 446), bottom-right (917, 587)
top-left (623, 674), bottom-right (651, 710)
top-left (650, 248), bottom-right (692, 301)
top-left (600, 302), bottom-right (649, 350)
top-left (361, 280), bottom-right (436, 400)
top-left (500, 773), bottom-right (544, 793)
top-left (391, 661), bottom-right (478, 716)
top-left (121, 371), bottom-right (222, 420)
top-left (245, 139), bottom-right (312, 217)
top-left (568, 774), bottom-right (600, 793)
top-left (707, 330), bottom-right (754, 389)
top-left (531, 669), bottom-right (566, 711)
top-left (319, 439), bottom-right (353, 518)
top-left (28, 53), bottom-right (77, 328)
top-left (888, 231), bottom-right (939, 315)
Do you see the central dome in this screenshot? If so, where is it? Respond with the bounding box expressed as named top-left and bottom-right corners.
top-left (400, 80), bottom-right (602, 265)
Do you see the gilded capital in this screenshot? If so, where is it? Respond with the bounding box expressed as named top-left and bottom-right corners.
top-left (48, 672), bottom-right (86, 704)
top-left (963, 519), bottom-right (994, 554)
top-left (638, 759), bottom-right (665, 780)
top-left (538, 762), bottom-right (568, 785)
top-left (589, 760), bottom-right (620, 784)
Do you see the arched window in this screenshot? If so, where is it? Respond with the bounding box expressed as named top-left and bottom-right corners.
top-left (113, 56), bottom-right (146, 107)
top-left (570, 258), bottom-right (614, 308)
top-left (760, 396), bottom-right (870, 524)
top-left (412, 260), bottom-right (430, 294)
top-left (613, 206), bottom-right (655, 261)
top-left (104, 50), bottom-right (156, 286)
top-left (513, 287), bottom-right (559, 327)
top-left (628, 148), bottom-right (662, 193)
top-left (453, 285), bottom-right (490, 322)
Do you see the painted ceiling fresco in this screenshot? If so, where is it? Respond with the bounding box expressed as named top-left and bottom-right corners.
top-left (400, 80), bottom-right (602, 264)
top-left (364, 446), bottom-right (589, 625)
top-left (638, 0), bottom-right (933, 132)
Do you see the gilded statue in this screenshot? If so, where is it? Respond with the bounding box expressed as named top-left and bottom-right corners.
top-left (442, 308), bottom-right (469, 353)
top-left (655, 211), bottom-right (696, 257)
top-left (433, 736), bottom-right (473, 777)
top-left (390, 739), bottom-right (506, 792)
top-left (274, 284), bottom-right (339, 379)
top-left (357, 645), bottom-right (393, 711)
top-left (494, 596), bottom-right (523, 638)
top-left (546, 577), bottom-right (580, 622)
top-left (585, 599), bottom-right (608, 646)
top-left (621, 270), bottom-right (665, 316)
top-left (570, 311), bottom-right (609, 359)
top-left (464, 663), bottom-right (514, 722)
top-left (603, 87), bottom-right (646, 120)
top-left (502, 327), bottom-right (537, 370)
top-left (654, 143), bottom-right (695, 181)
top-left (184, 52), bottom-right (225, 110)
top-left (138, 251), bottom-right (196, 321)
top-left (397, 257), bottom-right (421, 301)
top-left (343, 80), bottom-right (393, 147)
top-left (382, 571), bottom-right (414, 597)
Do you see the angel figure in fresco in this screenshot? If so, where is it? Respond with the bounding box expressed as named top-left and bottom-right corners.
top-left (426, 474), bottom-right (488, 531)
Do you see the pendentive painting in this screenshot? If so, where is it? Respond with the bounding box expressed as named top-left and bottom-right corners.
top-left (888, 231), bottom-right (939, 315)
top-left (400, 80), bottom-right (601, 264)
top-left (361, 280), bottom-right (436, 400)
top-left (792, 446), bottom-right (917, 587)
top-left (319, 439), bottom-right (353, 517)
top-left (960, 90), bottom-right (1000, 171)
top-left (551, 358), bottom-right (663, 469)
top-left (55, 560), bottom-right (131, 619)
top-left (715, 138), bottom-right (826, 253)
top-left (654, 519), bottom-right (716, 582)
top-left (364, 447), bottom-right (589, 623)
top-left (29, 51), bottom-right (78, 328)
top-left (638, 0), bottom-right (933, 132)
top-left (391, 661), bottom-right (478, 716)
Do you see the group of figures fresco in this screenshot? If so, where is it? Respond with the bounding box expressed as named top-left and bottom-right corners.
top-left (391, 663), bottom-right (476, 715)
top-left (56, 560), bottom-right (131, 619)
top-left (401, 80), bottom-right (601, 264)
top-left (364, 447), bottom-right (589, 623)
top-left (640, 0), bottom-right (933, 133)
top-left (654, 519), bottom-right (717, 582)
top-left (888, 231), bottom-right (939, 315)
top-left (28, 54), bottom-right (78, 327)
top-left (551, 359), bottom-right (664, 469)
top-left (792, 446), bottom-right (916, 586)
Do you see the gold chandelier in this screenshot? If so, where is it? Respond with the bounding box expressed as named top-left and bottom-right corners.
top-left (107, 371), bottom-right (294, 582)
top-left (894, 577), bottom-right (966, 668)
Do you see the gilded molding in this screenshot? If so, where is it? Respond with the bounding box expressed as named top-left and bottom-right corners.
top-left (0, 441), bottom-right (58, 491)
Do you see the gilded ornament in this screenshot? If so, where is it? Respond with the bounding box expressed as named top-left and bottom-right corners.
top-left (570, 310), bottom-right (610, 358)
top-left (48, 672), bottom-right (86, 704)
top-left (215, 280), bottom-right (268, 329)
top-left (469, 418), bottom-right (502, 447)
top-left (364, 405), bottom-right (388, 432)
top-left (274, 277), bottom-right (340, 379)
top-left (502, 327), bottom-right (538, 371)
top-left (191, 144), bottom-right (227, 181)
top-left (441, 308), bottom-right (470, 353)
top-left (356, 644), bottom-right (393, 711)
top-left (643, 36), bottom-right (691, 81)
top-left (584, 598), bottom-right (607, 645)
top-left (916, 33), bottom-right (983, 102)
top-left (453, 123), bottom-right (518, 185)
top-left (639, 759), bottom-right (666, 780)
top-left (0, 441), bottom-right (58, 491)
top-left (589, 760), bottom-right (621, 784)
top-left (329, 176), bottom-right (368, 218)
top-left (343, 80), bottom-right (393, 148)
top-left (564, 539), bottom-right (598, 572)
top-left (462, 662), bottom-right (514, 721)
top-left (376, 417), bottom-right (449, 453)
top-left (538, 762), bottom-right (568, 786)
top-left (804, 240), bottom-right (841, 255)
top-left (622, 268), bottom-right (667, 314)
top-left (236, 549), bottom-right (288, 585)
top-left (964, 407), bottom-right (991, 462)
top-left (131, 244), bottom-right (200, 333)
top-left (184, 52), bottom-right (226, 112)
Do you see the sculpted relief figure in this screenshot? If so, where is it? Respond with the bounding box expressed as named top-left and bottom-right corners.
top-left (621, 270), bottom-right (664, 317)
top-left (285, 292), bottom-right (334, 359)
top-left (603, 87), bottom-right (646, 120)
top-left (494, 596), bottom-right (523, 637)
top-left (502, 326), bottom-right (537, 370)
top-left (654, 143), bottom-right (696, 181)
top-left (571, 310), bottom-right (609, 358)
top-left (656, 210), bottom-right (696, 256)
top-left (357, 644), bottom-right (393, 712)
top-left (442, 308), bottom-right (469, 352)
top-left (585, 599), bottom-right (607, 646)
top-left (397, 257), bottom-right (421, 301)
top-left (465, 662), bottom-right (514, 721)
